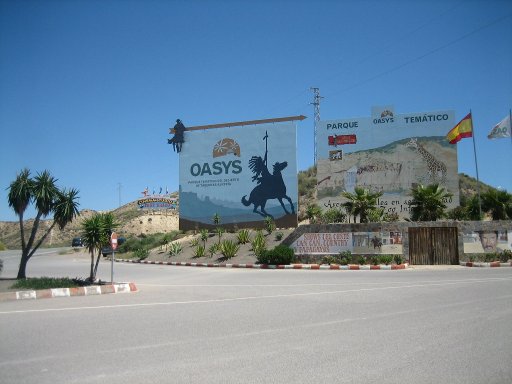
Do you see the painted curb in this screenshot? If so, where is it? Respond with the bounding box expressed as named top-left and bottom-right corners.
top-left (115, 258), bottom-right (408, 271)
top-left (460, 261), bottom-right (512, 268)
top-left (0, 282), bottom-right (138, 302)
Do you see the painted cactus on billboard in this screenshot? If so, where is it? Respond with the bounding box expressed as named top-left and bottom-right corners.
top-left (317, 107), bottom-right (459, 219)
top-left (179, 123), bottom-right (298, 230)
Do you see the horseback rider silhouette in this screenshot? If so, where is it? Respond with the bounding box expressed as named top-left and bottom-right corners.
top-left (241, 131), bottom-right (295, 218)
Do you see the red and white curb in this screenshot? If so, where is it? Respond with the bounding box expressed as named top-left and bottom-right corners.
top-left (116, 258), bottom-right (408, 270)
top-left (460, 261), bottom-right (512, 268)
top-left (0, 282), bottom-right (138, 302)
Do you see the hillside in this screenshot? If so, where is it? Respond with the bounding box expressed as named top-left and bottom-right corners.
top-left (0, 171), bottom-right (499, 250)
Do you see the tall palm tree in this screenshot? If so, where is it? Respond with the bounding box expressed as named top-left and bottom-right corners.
top-left (409, 184), bottom-right (452, 221)
top-left (7, 169), bottom-right (80, 279)
top-left (341, 187), bottom-right (383, 223)
top-left (481, 189), bottom-right (512, 220)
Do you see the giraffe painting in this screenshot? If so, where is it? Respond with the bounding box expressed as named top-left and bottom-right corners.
top-left (405, 138), bottom-right (447, 184)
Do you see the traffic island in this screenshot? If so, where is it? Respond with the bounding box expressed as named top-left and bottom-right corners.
top-left (0, 282), bottom-right (138, 302)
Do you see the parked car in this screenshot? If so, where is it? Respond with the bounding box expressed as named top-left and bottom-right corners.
top-left (71, 237), bottom-right (83, 247)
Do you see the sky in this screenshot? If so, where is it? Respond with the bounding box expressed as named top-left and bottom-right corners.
top-left (1, 0), bottom-right (511, 222)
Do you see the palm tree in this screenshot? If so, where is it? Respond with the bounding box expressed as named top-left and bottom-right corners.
top-left (481, 189), bottom-right (512, 220)
top-left (461, 194), bottom-right (482, 221)
top-left (341, 187), bottom-right (382, 223)
top-left (7, 169), bottom-right (80, 279)
top-left (306, 203), bottom-right (322, 224)
top-left (409, 184), bottom-right (452, 221)
top-left (81, 212), bottom-right (119, 282)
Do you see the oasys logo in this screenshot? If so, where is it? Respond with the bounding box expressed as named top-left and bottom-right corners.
top-left (372, 105), bottom-right (395, 124)
top-left (190, 138), bottom-right (242, 177)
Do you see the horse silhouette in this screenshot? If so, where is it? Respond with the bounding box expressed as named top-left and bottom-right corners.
top-left (241, 155), bottom-right (295, 219)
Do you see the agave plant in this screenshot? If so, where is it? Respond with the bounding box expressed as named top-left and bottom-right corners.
top-left (219, 240), bottom-right (239, 261)
top-left (237, 229), bottom-right (251, 244)
top-left (168, 242), bottom-right (183, 257)
top-left (192, 245), bottom-right (206, 259)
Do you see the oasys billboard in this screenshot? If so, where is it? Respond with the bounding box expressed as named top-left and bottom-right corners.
top-left (179, 123), bottom-right (298, 230)
top-left (317, 106), bottom-right (459, 219)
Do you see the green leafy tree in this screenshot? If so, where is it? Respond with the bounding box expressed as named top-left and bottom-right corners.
top-left (341, 187), bottom-right (383, 223)
top-left (81, 212), bottom-right (119, 281)
top-left (481, 189), bottom-right (512, 220)
top-left (408, 184), bottom-right (452, 221)
top-left (7, 169), bottom-right (80, 279)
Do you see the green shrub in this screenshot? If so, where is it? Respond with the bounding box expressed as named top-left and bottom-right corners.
top-left (370, 256), bottom-right (379, 266)
top-left (0, 241), bottom-right (6, 251)
top-left (168, 242), bottom-right (183, 257)
top-left (257, 245), bottom-right (295, 265)
top-left (357, 256), bottom-right (367, 265)
top-left (219, 240), bottom-right (239, 260)
top-left (484, 253), bottom-right (496, 262)
top-left (11, 277), bottom-right (81, 290)
top-left (275, 232), bottom-right (284, 241)
top-left (339, 256), bottom-right (349, 265)
top-left (499, 249), bottom-right (512, 262)
top-left (379, 255), bottom-right (393, 265)
top-left (393, 255), bottom-right (405, 265)
top-left (237, 229), bottom-right (251, 244)
top-left (322, 255), bottom-right (338, 265)
top-left (323, 208), bottom-right (346, 223)
top-left (134, 248), bottom-right (149, 260)
top-left (192, 245), bottom-right (206, 258)
top-left (468, 255), bottom-right (475, 262)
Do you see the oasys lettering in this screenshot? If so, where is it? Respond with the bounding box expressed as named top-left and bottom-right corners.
top-left (373, 116), bottom-right (394, 124)
top-left (190, 160), bottom-right (242, 177)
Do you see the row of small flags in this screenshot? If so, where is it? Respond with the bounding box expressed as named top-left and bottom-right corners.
top-left (446, 111), bottom-right (512, 144)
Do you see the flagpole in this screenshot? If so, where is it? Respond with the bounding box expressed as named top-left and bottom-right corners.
top-left (470, 109), bottom-right (482, 217)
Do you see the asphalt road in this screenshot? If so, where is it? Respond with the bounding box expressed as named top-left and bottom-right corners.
top-left (1, 249), bottom-right (511, 384)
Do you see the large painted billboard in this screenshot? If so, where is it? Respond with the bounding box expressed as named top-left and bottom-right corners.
top-left (317, 106), bottom-right (459, 219)
top-left (179, 123), bottom-right (298, 230)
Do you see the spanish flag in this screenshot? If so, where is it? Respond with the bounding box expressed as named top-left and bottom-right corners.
top-left (446, 113), bottom-right (472, 144)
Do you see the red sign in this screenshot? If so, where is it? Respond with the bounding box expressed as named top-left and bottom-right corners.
top-left (328, 134), bottom-right (357, 146)
top-left (110, 232), bottom-right (118, 250)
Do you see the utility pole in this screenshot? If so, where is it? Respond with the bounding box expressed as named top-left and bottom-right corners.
top-left (117, 183), bottom-right (122, 207)
top-left (310, 87), bottom-right (323, 165)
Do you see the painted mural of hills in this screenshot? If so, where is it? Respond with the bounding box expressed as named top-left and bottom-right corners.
top-left (350, 136), bottom-right (449, 155)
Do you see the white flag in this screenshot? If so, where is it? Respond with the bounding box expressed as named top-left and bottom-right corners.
top-left (487, 115), bottom-right (511, 139)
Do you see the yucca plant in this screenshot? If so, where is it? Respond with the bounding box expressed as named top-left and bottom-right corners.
top-left (208, 243), bottom-right (220, 258)
top-left (237, 229), bottom-right (251, 244)
top-left (200, 229), bottom-right (209, 246)
top-left (219, 240), bottom-right (239, 260)
top-left (215, 226), bottom-right (225, 244)
top-left (264, 216), bottom-right (275, 235)
top-left (379, 255), bottom-right (393, 265)
top-left (251, 230), bottom-right (267, 257)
